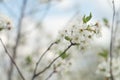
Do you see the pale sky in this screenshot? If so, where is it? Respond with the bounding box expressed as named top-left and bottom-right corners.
top-left (0, 1), bottom-right (120, 79)
top-left (43, 0), bottom-right (113, 36)
top-left (0, 0), bottom-right (120, 41)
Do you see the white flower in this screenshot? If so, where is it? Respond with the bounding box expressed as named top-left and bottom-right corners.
top-left (58, 17), bottom-right (101, 50)
top-left (96, 57), bottom-right (120, 79)
top-left (0, 14), bottom-right (12, 31)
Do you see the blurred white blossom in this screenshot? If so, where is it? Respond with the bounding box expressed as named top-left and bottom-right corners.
top-left (96, 57), bottom-right (120, 79)
top-left (0, 14), bottom-right (12, 31)
top-left (58, 16), bottom-right (101, 50)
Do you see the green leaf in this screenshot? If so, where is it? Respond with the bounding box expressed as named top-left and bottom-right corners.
top-left (82, 15), bottom-right (86, 23)
top-left (86, 13), bottom-right (92, 22)
top-left (25, 56), bottom-right (32, 65)
top-left (98, 49), bottom-right (108, 59)
top-left (65, 36), bottom-right (71, 41)
top-left (100, 68), bottom-right (106, 72)
top-left (55, 39), bottom-right (60, 44)
top-left (57, 63), bottom-right (62, 67)
top-left (82, 12), bottom-right (92, 23)
top-left (61, 53), bottom-right (69, 59)
top-left (59, 51), bottom-right (69, 59)
top-left (103, 18), bottom-right (108, 26)
top-left (0, 27), bottom-right (4, 31)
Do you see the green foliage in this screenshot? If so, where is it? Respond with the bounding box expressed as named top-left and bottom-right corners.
top-left (100, 68), bottom-right (106, 72)
top-left (65, 36), bottom-right (71, 41)
top-left (56, 63), bottom-right (62, 67)
top-left (98, 49), bottom-right (108, 59)
top-left (103, 18), bottom-right (109, 26)
top-left (82, 12), bottom-right (92, 23)
top-left (25, 56), bottom-right (32, 65)
top-left (0, 27), bottom-right (4, 31)
top-left (55, 39), bottom-right (61, 44)
top-left (59, 51), bottom-right (69, 59)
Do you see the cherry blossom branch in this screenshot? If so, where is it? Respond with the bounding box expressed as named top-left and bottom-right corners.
top-left (32, 41), bottom-right (77, 80)
top-left (32, 41), bottom-right (57, 79)
top-left (45, 71), bottom-right (56, 80)
top-left (8, 0), bottom-right (28, 80)
top-left (45, 65), bottom-right (57, 80)
top-left (0, 38), bottom-right (25, 80)
top-left (109, 0), bottom-right (115, 80)
top-left (22, 0), bottom-right (52, 36)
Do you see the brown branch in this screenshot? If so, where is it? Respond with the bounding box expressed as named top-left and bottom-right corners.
top-left (0, 38), bottom-right (25, 80)
top-left (45, 71), bottom-right (56, 80)
top-left (32, 42), bottom-right (77, 80)
top-left (109, 0), bottom-right (115, 80)
top-left (45, 64), bottom-right (57, 80)
top-left (113, 8), bottom-right (120, 41)
top-left (32, 41), bottom-right (57, 80)
top-left (8, 0), bottom-right (28, 80)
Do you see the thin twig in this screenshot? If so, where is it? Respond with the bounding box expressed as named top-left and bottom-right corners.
top-left (45, 65), bottom-right (57, 80)
top-left (8, 0), bottom-right (28, 80)
top-left (22, 0), bottom-right (52, 35)
top-left (113, 8), bottom-right (120, 41)
top-left (32, 41), bottom-right (57, 79)
top-left (109, 0), bottom-right (115, 80)
top-left (32, 42), bottom-right (76, 80)
top-left (45, 71), bottom-right (56, 80)
top-left (0, 38), bottom-right (25, 80)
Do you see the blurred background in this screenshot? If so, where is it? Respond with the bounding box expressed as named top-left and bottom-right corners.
top-left (0, 0), bottom-right (120, 80)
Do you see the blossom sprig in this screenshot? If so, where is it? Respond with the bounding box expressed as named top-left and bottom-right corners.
top-left (96, 57), bottom-right (120, 80)
top-left (59, 13), bottom-right (101, 50)
top-left (0, 14), bottom-right (12, 31)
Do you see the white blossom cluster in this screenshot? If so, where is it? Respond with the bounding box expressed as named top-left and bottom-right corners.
top-left (59, 17), bottom-right (101, 50)
top-left (96, 57), bottom-right (120, 80)
top-left (0, 14), bottom-right (12, 31)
